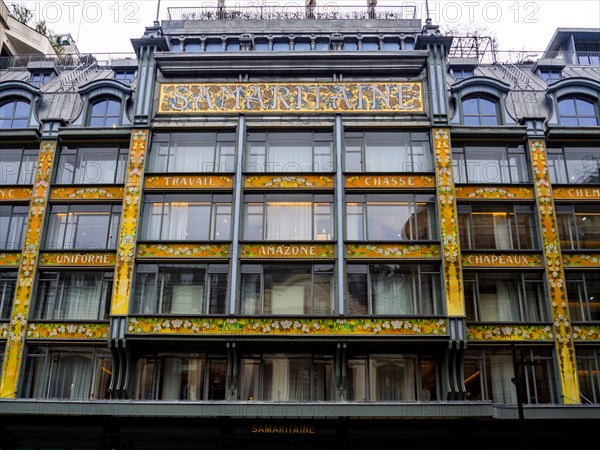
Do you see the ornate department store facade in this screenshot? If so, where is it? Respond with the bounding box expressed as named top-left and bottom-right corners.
top-left (0, 3), bottom-right (599, 449)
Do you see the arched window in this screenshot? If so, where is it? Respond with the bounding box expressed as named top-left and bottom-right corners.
top-left (558, 97), bottom-right (599, 126)
top-left (0, 99), bottom-right (31, 128)
top-left (462, 96), bottom-right (499, 126)
top-left (89, 98), bottom-right (121, 127)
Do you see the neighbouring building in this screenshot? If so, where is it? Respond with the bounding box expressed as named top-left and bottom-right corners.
top-left (0, 3), bottom-right (599, 449)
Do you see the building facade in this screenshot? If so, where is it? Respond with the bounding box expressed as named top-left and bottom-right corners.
top-left (0, 3), bottom-right (599, 449)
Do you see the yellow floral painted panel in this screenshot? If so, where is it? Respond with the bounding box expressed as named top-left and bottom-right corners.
top-left (245, 175), bottom-right (334, 189)
top-left (129, 317), bottom-right (447, 336)
top-left (241, 244), bottom-right (335, 259)
top-left (553, 186), bottom-right (600, 201)
top-left (26, 323), bottom-right (110, 339)
top-left (0, 253), bottom-right (21, 267)
top-left (462, 252), bottom-right (543, 268)
top-left (0, 323), bottom-right (7, 338)
top-left (467, 325), bottom-right (554, 341)
top-left (345, 175), bottom-right (435, 189)
top-left (572, 326), bottom-right (600, 342)
top-left (137, 244), bottom-right (230, 259)
top-left (433, 129), bottom-right (463, 317)
top-left (529, 139), bottom-right (578, 404)
top-left (50, 186), bottom-right (124, 201)
top-left (0, 187), bottom-right (32, 201)
top-left (563, 253), bottom-right (600, 268)
top-left (145, 175), bottom-right (233, 190)
top-left (39, 252), bottom-right (116, 267)
top-left (346, 244), bottom-right (440, 259)
top-left (158, 82), bottom-right (424, 114)
top-left (111, 130), bottom-right (149, 316)
top-left (455, 185), bottom-right (534, 200)
top-left (0, 141), bottom-right (56, 399)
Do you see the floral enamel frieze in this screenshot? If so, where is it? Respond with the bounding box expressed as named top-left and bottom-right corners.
top-left (158, 82), bottom-right (424, 114)
top-left (572, 326), bottom-right (600, 342)
top-left (50, 186), bottom-right (124, 201)
top-left (241, 244), bottom-right (335, 259)
top-left (346, 244), bottom-right (440, 259)
top-left (467, 325), bottom-right (554, 341)
top-left (129, 317), bottom-right (447, 337)
top-left (244, 175), bottom-right (334, 189)
top-left (111, 130), bottom-right (149, 316)
top-left (529, 139), bottom-right (578, 404)
top-left (26, 323), bottom-right (110, 340)
top-left (462, 252), bottom-right (543, 268)
top-left (433, 129), bottom-right (464, 317)
top-left (345, 175), bottom-right (435, 189)
top-left (0, 253), bottom-right (21, 267)
top-left (562, 253), bottom-right (600, 268)
top-left (1, 141), bottom-right (56, 399)
top-left (145, 175), bottom-right (233, 190)
top-left (137, 244), bottom-right (230, 259)
top-left (39, 252), bottom-right (116, 267)
top-left (553, 186), bottom-right (600, 201)
top-left (455, 185), bottom-right (534, 200)
top-left (0, 187), bottom-right (33, 201)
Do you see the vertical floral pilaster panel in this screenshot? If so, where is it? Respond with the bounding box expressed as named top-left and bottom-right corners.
top-left (111, 130), bottom-right (149, 316)
top-left (0, 141), bottom-right (56, 399)
top-left (529, 139), bottom-right (579, 404)
top-left (433, 129), bottom-right (464, 317)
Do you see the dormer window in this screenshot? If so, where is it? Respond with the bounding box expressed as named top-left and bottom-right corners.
top-left (114, 70), bottom-right (136, 85)
top-left (0, 99), bottom-right (31, 129)
top-left (539, 69), bottom-right (562, 83)
top-left (89, 98), bottom-right (121, 127)
top-left (575, 42), bottom-right (600, 65)
top-left (29, 72), bottom-right (52, 88)
top-left (557, 97), bottom-right (599, 126)
top-left (462, 96), bottom-right (499, 126)
top-left (451, 68), bottom-right (474, 81)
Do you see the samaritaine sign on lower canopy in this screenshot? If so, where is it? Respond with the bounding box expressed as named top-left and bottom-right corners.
top-left (158, 82), bottom-right (424, 114)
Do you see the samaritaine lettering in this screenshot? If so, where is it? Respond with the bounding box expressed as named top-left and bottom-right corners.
top-left (251, 424), bottom-right (316, 434)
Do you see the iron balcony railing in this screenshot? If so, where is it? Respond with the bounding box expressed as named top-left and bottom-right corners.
top-left (0, 53), bottom-right (137, 71)
top-left (167, 4), bottom-right (417, 21)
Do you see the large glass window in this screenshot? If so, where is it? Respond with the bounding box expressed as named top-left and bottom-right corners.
top-left (0, 205), bottom-right (28, 250)
top-left (347, 264), bottom-right (442, 316)
top-left (464, 271), bottom-right (548, 323)
top-left (243, 193), bottom-right (333, 241)
top-left (576, 347), bottom-right (600, 404)
top-left (557, 97), bottom-right (599, 126)
top-left (452, 143), bottom-right (530, 184)
top-left (134, 353), bottom-right (227, 400)
top-left (32, 270), bottom-right (113, 320)
top-left (346, 194), bottom-right (436, 241)
top-left (458, 203), bottom-right (539, 250)
top-left (88, 98), bottom-right (121, 127)
top-left (147, 131), bottom-right (235, 173)
top-left (566, 272), bottom-right (600, 322)
top-left (240, 354), bottom-right (332, 401)
top-left (132, 263), bottom-right (228, 315)
top-left (21, 346), bottom-right (112, 399)
top-left (240, 264), bottom-right (334, 315)
top-left (140, 194), bottom-right (231, 241)
top-left (575, 42), bottom-right (600, 65)
top-left (344, 130), bottom-right (432, 172)
top-left (0, 271), bottom-right (17, 320)
top-left (347, 355), bottom-right (438, 401)
top-left (556, 204), bottom-right (600, 250)
top-left (44, 204), bottom-right (121, 250)
top-left (0, 146), bottom-right (38, 184)
top-left (547, 144), bottom-right (600, 184)
top-left (0, 99), bottom-right (30, 128)
top-left (461, 96), bottom-right (499, 126)
top-left (55, 144), bottom-right (128, 184)
top-left (464, 347), bottom-right (558, 404)
top-left (246, 130), bottom-right (333, 173)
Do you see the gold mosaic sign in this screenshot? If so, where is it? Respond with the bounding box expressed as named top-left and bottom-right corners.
top-left (433, 129), bottom-right (464, 317)
top-left (26, 323), bottom-right (110, 340)
top-left (39, 252), bottom-right (116, 267)
top-left (137, 244), bottom-right (230, 259)
top-left (0, 187), bottom-right (32, 201)
top-left (346, 244), bottom-right (440, 259)
top-left (553, 187), bottom-right (600, 201)
top-left (245, 175), bottom-right (333, 189)
top-left (345, 175), bottom-right (435, 189)
top-left (462, 252), bottom-right (543, 268)
top-left (0, 253), bottom-right (21, 267)
top-left (158, 82), bottom-right (424, 114)
top-left (145, 175), bottom-right (233, 190)
top-left (529, 139), bottom-right (578, 404)
top-left (50, 186), bottom-right (124, 201)
top-left (467, 325), bottom-right (554, 342)
top-left (241, 244), bottom-right (335, 259)
top-left (455, 185), bottom-right (534, 200)
top-left (0, 141), bottom-right (56, 399)
top-left (563, 253), bottom-right (600, 268)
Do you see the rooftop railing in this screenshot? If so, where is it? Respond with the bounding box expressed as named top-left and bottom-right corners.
top-left (167, 4), bottom-right (417, 21)
top-left (0, 53), bottom-right (137, 71)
